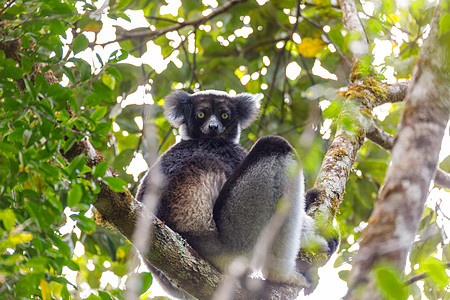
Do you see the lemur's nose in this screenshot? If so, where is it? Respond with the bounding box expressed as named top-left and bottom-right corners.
top-left (209, 123), bottom-right (218, 131)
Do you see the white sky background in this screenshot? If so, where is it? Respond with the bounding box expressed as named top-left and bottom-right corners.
top-left (59, 0), bottom-right (450, 299)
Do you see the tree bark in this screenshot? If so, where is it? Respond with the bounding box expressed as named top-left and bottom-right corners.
top-left (345, 4), bottom-right (450, 299)
top-left (305, 0), bottom-right (371, 260)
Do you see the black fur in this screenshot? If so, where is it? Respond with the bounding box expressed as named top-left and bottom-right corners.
top-left (304, 188), bottom-right (320, 212)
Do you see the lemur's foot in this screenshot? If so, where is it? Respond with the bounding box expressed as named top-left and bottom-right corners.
top-left (267, 271), bottom-right (311, 287)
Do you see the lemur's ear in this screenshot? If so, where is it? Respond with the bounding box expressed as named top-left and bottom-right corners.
top-left (164, 90), bottom-right (191, 127)
top-left (234, 93), bottom-right (261, 129)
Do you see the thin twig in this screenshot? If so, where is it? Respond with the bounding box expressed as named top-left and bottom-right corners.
top-left (96, 0), bottom-right (247, 48)
top-left (257, 0), bottom-right (302, 136)
top-left (360, 10), bottom-right (412, 36)
top-left (188, 28), bottom-right (198, 90)
top-left (157, 128), bottom-right (173, 153)
top-left (405, 262), bottom-right (450, 285)
top-left (145, 16), bottom-right (183, 24)
top-left (0, 0), bottom-right (15, 16)
top-left (300, 14), bottom-right (352, 68)
top-left (275, 121), bottom-right (311, 136)
top-left (31, 105), bottom-right (84, 136)
top-left (299, 53), bottom-right (316, 85)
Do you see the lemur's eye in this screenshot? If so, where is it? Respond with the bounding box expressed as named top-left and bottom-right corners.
top-left (197, 112), bottom-right (205, 119)
top-left (221, 113), bottom-right (229, 119)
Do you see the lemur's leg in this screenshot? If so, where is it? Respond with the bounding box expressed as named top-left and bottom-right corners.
top-left (213, 136), bottom-right (305, 282)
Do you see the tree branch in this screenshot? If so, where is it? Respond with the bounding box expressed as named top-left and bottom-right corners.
top-left (384, 81), bottom-right (410, 104)
top-left (337, 0), bottom-right (369, 59)
top-left (99, 0), bottom-right (247, 47)
top-left (366, 120), bottom-right (394, 150)
top-left (306, 0), bottom-right (372, 244)
top-left (345, 4), bottom-right (450, 299)
top-left (366, 119), bottom-right (450, 189)
top-left (435, 168), bottom-right (450, 190)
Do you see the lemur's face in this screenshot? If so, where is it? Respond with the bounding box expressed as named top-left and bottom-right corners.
top-left (187, 96), bottom-right (238, 141)
top-left (164, 90), bottom-right (261, 143)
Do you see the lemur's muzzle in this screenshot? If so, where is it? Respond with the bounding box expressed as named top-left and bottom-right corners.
top-left (201, 115), bottom-right (224, 136)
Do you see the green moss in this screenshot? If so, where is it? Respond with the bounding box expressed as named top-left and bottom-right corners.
top-left (345, 76), bottom-right (389, 107)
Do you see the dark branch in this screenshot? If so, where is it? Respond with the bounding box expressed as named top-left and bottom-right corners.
top-left (366, 117), bottom-right (449, 189)
top-left (435, 168), bottom-right (450, 189)
top-left (384, 81), bottom-right (409, 104)
top-left (366, 120), bottom-right (394, 150)
top-left (145, 16), bottom-right (183, 24)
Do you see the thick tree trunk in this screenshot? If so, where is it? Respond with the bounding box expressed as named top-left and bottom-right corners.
top-left (345, 5), bottom-right (450, 299)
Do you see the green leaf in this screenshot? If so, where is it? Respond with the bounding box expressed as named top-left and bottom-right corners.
top-left (67, 260), bottom-right (80, 271)
top-left (67, 154), bottom-right (86, 177)
top-left (40, 164), bottom-right (60, 179)
top-left (410, 223), bottom-right (442, 264)
top-left (49, 235), bottom-right (72, 258)
top-left (67, 182), bottom-right (83, 206)
top-left (21, 56), bottom-right (32, 73)
top-left (91, 106), bottom-right (108, 121)
top-left (0, 58), bottom-right (24, 79)
top-left (72, 34), bottom-right (89, 54)
top-left (85, 294), bottom-right (101, 300)
top-left (322, 100), bottom-right (343, 119)
top-left (71, 214), bottom-right (96, 234)
top-left (0, 209), bottom-right (16, 232)
top-left (116, 0), bottom-right (134, 10)
top-left (62, 66), bottom-right (76, 83)
top-left (92, 161), bottom-right (109, 178)
top-left (83, 93), bottom-right (101, 108)
top-left (338, 270), bottom-right (350, 281)
top-left (25, 256), bottom-right (49, 272)
top-left (98, 291), bottom-right (114, 300)
top-left (419, 257), bottom-right (450, 288)
top-left (69, 58), bottom-right (92, 82)
top-left (4, 3), bottom-right (25, 15)
top-left (103, 176), bottom-right (127, 192)
top-left (139, 272), bottom-right (153, 295)
top-left (376, 266), bottom-right (408, 300)
top-left (440, 13), bottom-right (450, 36)
top-left (92, 81), bottom-right (114, 102)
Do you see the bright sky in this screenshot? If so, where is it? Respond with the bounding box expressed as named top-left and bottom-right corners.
top-left (59, 0), bottom-right (450, 299)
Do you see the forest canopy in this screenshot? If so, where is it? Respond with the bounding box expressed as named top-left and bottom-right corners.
top-left (0, 0), bottom-right (449, 299)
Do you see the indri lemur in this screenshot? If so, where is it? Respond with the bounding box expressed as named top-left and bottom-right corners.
top-left (136, 90), bottom-right (336, 290)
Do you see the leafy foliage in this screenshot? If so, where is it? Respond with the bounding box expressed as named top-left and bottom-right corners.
top-left (0, 0), bottom-right (449, 299)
